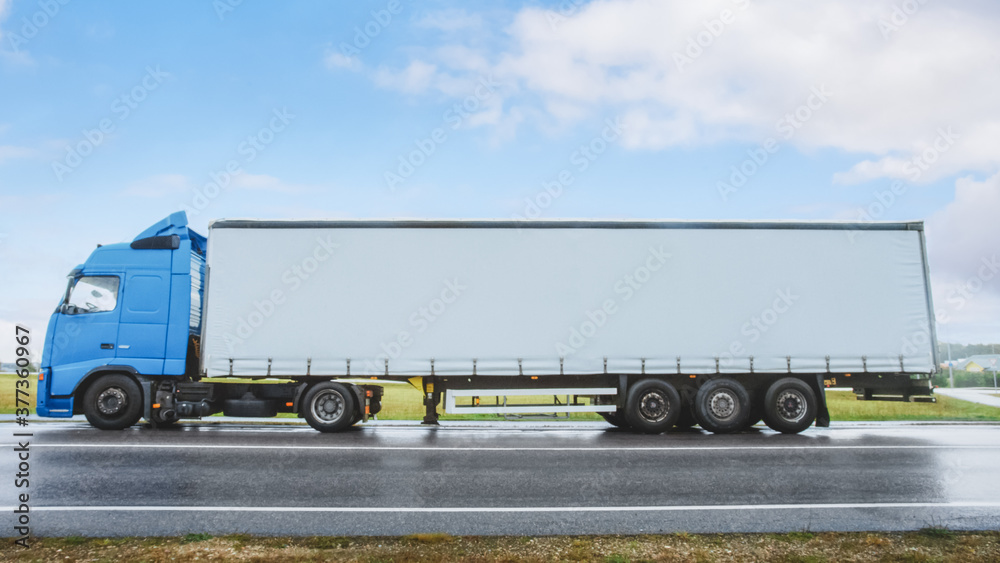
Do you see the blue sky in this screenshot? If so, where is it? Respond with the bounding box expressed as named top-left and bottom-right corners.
top-left (1, 0), bottom-right (999, 360)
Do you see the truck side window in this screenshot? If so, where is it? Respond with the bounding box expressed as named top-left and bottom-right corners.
top-left (63, 276), bottom-right (120, 314)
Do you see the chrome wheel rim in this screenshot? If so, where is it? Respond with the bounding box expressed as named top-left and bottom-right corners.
top-left (775, 389), bottom-right (807, 423)
top-left (638, 390), bottom-right (670, 423)
top-left (97, 387), bottom-right (127, 415)
top-left (708, 389), bottom-right (738, 421)
top-left (311, 390), bottom-right (346, 423)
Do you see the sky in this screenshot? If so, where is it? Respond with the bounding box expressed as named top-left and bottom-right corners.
top-left (1, 0), bottom-right (998, 363)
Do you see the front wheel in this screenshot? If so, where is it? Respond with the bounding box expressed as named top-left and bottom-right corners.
top-left (762, 378), bottom-right (817, 434)
top-left (83, 374), bottom-right (143, 430)
top-left (303, 382), bottom-right (357, 432)
top-left (624, 379), bottom-right (681, 433)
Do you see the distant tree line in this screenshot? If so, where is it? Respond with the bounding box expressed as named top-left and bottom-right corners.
top-left (933, 342), bottom-right (999, 388)
top-left (936, 342), bottom-right (998, 362)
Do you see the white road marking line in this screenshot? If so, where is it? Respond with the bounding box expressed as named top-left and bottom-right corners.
top-left (15, 443), bottom-right (1000, 451)
top-left (10, 501), bottom-right (1000, 513)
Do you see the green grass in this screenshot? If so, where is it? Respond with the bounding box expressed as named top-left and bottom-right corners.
top-left (825, 389), bottom-right (1000, 421)
top-left (0, 372), bottom-right (36, 415)
top-left (4, 373), bottom-right (999, 422)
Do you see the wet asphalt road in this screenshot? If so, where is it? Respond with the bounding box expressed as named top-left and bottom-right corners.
top-left (3, 421), bottom-right (1000, 536)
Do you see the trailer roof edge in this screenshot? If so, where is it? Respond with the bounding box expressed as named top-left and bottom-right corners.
top-left (209, 218), bottom-right (925, 231)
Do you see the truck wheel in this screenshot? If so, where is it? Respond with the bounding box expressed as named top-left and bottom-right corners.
top-left (303, 382), bottom-right (357, 432)
top-left (83, 374), bottom-right (143, 430)
top-left (693, 378), bottom-right (750, 434)
top-left (624, 379), bottom-right (681, 433)
top-left (600, 411), bottom-right (631, 429)
top-left (762, 378), bottom-right (816, 434)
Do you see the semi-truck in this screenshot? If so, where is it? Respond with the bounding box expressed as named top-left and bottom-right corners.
top-left (37, 212), bottom-right (938, 434)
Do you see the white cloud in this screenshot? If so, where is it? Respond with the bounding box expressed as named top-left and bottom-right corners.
top-left (927, 171), bottom-right (1000, 342)
top-left (0, 144), bottom-right (34, 162)
top-left (373, 60), bottom-right (438, 94)
top-left (324, 51), bottom-right (362, 71)
top-left (368, 0), bottom-right (1000, 183)
top-left (415, 10), bottom-right (483, 32)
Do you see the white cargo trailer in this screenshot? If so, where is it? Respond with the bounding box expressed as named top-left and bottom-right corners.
top-left (195, 219), bottom-right (937, 434)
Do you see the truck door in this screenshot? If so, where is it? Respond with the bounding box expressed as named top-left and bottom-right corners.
top-left (48, 275), bottom-right (122, 396)
top-left (117, 271), bottom-right (170, 374)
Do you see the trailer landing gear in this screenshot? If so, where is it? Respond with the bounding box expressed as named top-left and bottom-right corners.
top-left (422, 377), bottom-right (441, 425)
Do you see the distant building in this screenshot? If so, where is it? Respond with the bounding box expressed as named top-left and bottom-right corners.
top-left (958, 355), bottom-right (1000, 372)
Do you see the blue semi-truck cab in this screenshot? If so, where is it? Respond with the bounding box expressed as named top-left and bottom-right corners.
top-left (38, 212), bottom-right (378, 430)
top-left (38, 212), bottom-right (207, 426)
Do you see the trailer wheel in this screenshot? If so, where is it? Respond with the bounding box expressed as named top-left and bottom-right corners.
top-left (693, 378), bottom-right (750, 434)
top-left (303, 382), bottom-right (357, 432)
top-left (762, 378), bottom-right (816, 434)
top-left (600, 411), bottom-right (631, 429)
top-left (83, 374), bottom-right (143, 430)
top-left (624, 379), bottom-right (681, 433)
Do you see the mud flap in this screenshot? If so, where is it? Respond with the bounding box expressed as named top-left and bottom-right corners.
top-left (814, 374), bottom-right (830, 427)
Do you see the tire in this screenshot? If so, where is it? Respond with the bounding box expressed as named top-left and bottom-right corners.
top-left (303, 382), bottom-right (357, 432)
top-left (762, 377), bottom-right (817, 434)
top-left (693, 378), bottom-right (750, 434)
top-left (600, 411), bottom-right (631, 429)
top-left (623, 379), bottom-right (681, 433)
top-left (83, 374), bottom-right (143, 430)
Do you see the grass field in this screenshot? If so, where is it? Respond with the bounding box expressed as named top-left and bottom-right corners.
top-left (3, 373), bottom-right (999, 422)
top-left (4, 530), bottom-right (998, 562)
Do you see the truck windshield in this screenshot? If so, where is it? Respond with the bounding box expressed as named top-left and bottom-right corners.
top-left (61, 276), bottom-right (120, 314)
